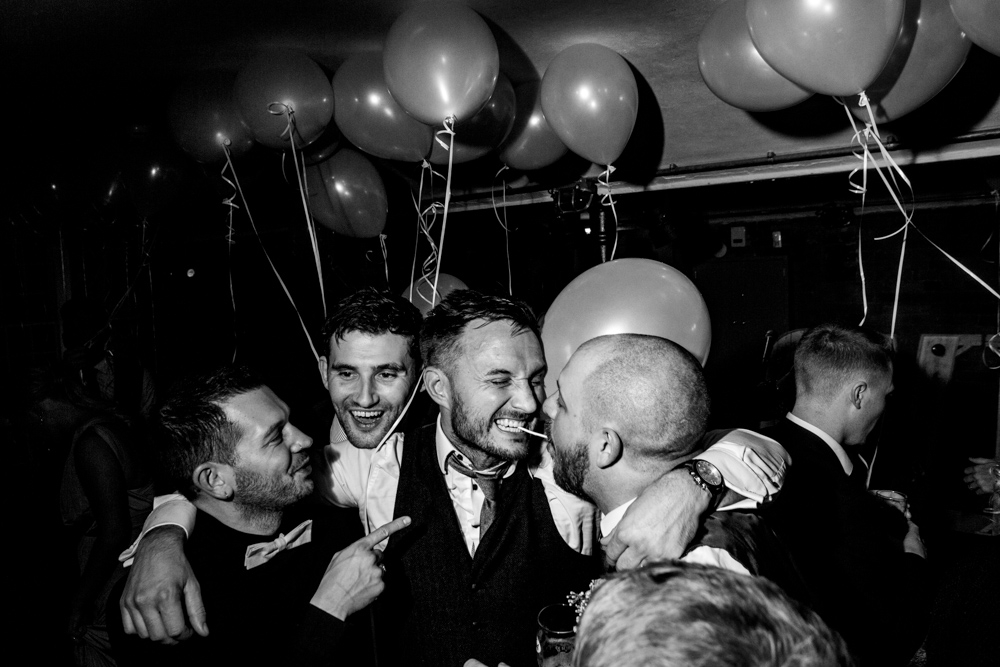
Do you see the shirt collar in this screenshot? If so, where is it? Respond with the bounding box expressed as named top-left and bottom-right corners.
top-left (435, 415), bottom-right (518, 478)
top-left (786, 412), bottom-right (853, 476)
top-left (600, 498), bottom-right (636, 537)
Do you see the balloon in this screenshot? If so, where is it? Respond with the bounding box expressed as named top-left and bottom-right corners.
top-left (383, 1), bottom-right (500, 125)
top-left (306, 149), bottom-right (387, 238)
top-left (333, 52), bottom-right (435, 162)
top-left (698, 0), bottom-right (813, 112)
top-left (540, 44), bottom-right (639, 166)
top-left (303, 123), bottom-right (343, 166)
top-left (746, 0), bottom-right (906, 97)
top-left (403, 274), bottom-right (468, 317)
top-left (429, 73), bottom-right (516, 164)
top-left (168, 73), bottom-right (255, 163)
top-left (847, 0), bottom-right (970, 123)
top-left (499, 81), bottom-right (569, 170)
top-left (234, 50), bottom-right (334, 150)
top-left (541, 259), bottom-right (711, 396)
top-left (949, 0), bottom-right (1000, 57)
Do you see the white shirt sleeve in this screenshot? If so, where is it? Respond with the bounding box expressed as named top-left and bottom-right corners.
top-left (697, 429), bottom-right (790, 509)
top-left (118, 494), bottom-right (195, 566)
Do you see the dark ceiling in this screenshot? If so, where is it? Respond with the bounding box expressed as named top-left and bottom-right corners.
top-left (5, 0), bottom-right (1000, 197)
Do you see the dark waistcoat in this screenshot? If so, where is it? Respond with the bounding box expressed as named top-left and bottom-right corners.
top-left (376, 424), bottom-right (600, 667)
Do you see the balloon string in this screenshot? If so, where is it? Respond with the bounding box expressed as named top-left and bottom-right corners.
top-left (431, 117), bottom-right (456, 307)
top-left (598, 165), bottom-right (620, 261)
top-left (274, 105), bottom-right (328, 320)
top-left (379, 233), bottom-right (390, 285)
top-left (408, 164), bottom-right (428, 303)
top-left (224, 134), bottom-right (320, 362)
top-left (492, 165), bottom-right (512, 295)
top-left (221, 142), bottom-right (240, 362)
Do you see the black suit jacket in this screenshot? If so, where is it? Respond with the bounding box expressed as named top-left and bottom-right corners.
top-left (763, 418), bottom-right (929, 666)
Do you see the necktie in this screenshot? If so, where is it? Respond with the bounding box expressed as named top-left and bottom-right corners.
top-left (244, 519), bottom-right (313, 570)
top-left (445, 451), bottom-right (510, 539)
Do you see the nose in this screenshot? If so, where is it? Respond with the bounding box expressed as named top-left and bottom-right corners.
top-left (287, 424), bottom-right (313, 452)
top-left (355, 377), bottom-right (377, 408)
top-left (542, 393), bottom-right (558, 419)
top-left (510, 378), bottom-right (540, 416)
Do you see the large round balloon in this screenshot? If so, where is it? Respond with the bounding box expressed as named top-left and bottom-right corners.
top-left (234, 50), bottom-right (334, 150)
top-left (383, 1), bottom-right (500, 125)
top-left (746, 0), bottom-right (906, 97)
top-left (949, 0), bottom-right (1000, 57)
top-left (499, 81), bottom-right (569, 170)
top-left (429, 73), bottom-right (516, 164)
top-left (698, 0), bottom-right (813, 112)
top-left (333, 52), bottom-right (435, 162)
top-left (403, 273), bottom-right (468, 316)
top-left (168, 73), bottom-right (255, 163)
top-left (541, 259), bottom-right (711, 396)
top-left (847, 0), bottom-right (970, 123)
top-left (541, 43), bottom-right (639, 166)
top-left (306, 149), bottom-right (387, 238)
top-left (303, 123), bottom-right (343, 166)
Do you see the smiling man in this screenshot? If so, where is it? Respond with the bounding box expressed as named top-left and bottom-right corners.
top-left (109, 365), bottom-right (406, 665)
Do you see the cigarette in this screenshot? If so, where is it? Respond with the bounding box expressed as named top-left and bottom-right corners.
top-left (517, 425), bottom-right (548, 440)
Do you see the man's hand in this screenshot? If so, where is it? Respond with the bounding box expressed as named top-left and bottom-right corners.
top-left (119, 526), bottom-right (207, 644)
top-left (963, 457), bottom-right (998, 495)
top-left (603, 468), bottom-right (710, 570)
top-left (903, 520), bottom-right (927, 559)
top-left (310, 516), bottom-right (411, 619)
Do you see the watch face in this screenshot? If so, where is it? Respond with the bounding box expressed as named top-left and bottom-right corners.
top-left (695, 460), bottom-right (723, 487)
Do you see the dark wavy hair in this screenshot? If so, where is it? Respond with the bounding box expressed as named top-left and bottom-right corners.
top-left (320, 287), bottom-right (423, 364)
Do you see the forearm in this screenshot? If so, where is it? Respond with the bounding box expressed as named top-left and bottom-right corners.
top-left (121, 495), bottom-right (197, 565)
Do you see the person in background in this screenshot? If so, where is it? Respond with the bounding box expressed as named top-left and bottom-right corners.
top-left (574, 562), bottom-right (853, 667)
top-left (762, 324), bottom-right (929, 666)
top-left (30, 361), bottom-right (154, 666)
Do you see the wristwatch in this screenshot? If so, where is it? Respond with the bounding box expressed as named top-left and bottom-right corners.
top-left (680, 459), bottom-right (726, 499)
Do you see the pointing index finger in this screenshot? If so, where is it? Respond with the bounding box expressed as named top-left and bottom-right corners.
top-left (362, 516), bottom-right (411, 549)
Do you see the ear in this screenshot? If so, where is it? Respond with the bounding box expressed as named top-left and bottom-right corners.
top-left (193, 462), bottom-right (235, 501)
top-left (423, 366), bottom-right (452, 410)
top-left (850, 382), bottom-right (868, 410)
top-left (593, 428), bottom-right (623, 470)
top-left (318, 355), bottom-right (330, 389)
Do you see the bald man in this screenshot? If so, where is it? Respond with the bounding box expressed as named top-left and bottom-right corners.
top-left (543, 333), bottom-right (806, 597)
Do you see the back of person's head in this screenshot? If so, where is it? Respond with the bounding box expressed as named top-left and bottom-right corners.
top-left (580, 334), bottom-right (709, 463)
top-left (575, 562), bottom-right (853, 667)
top-left (154, 365), bottom-right (264, 498)
top-left (794, 324), bottom-right (893, 401)
top-left (321, 287), bottom-right (423, 363)
top-left (420, 289), bottom-right (539, 372)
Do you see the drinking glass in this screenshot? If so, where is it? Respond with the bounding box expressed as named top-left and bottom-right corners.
top-left (536, 603), bottom-right (576, 667)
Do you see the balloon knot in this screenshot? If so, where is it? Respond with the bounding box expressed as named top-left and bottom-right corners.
top-left (268, 102), bottom-right (293, 116)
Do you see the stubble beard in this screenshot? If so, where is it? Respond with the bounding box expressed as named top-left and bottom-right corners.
top-left (451, 391), bottom-right (532, 463)
top-left (234, 462), bottom-right (313, 529)
top-left (546, 420), bottom-right (593, 503)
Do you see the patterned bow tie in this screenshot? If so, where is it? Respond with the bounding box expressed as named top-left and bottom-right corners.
top-left (445, 452), bottom-right (511, 539)
top-left (244, 519), bottom-right (313, 570)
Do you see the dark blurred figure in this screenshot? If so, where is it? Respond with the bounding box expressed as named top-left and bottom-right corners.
top-left (30, 361), bottom-right (153, 666)
top-left (60, 296), bottom-right (157, 422)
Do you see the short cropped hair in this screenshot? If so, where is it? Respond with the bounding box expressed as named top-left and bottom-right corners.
top-left (420, 289), bottom-right (539, 372)
top-left (320, 287), bottom-right (423, 365)
top-left (154, 365), bottom-right (264, 499)
top-left (579, 334), bottom-right (709, 463)
top-left (575, 561), bottom-right (853, 667)
top-left (794, 324), bottom-right (894, 400)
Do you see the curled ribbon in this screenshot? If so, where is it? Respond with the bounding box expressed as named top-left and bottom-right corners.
top-left (597, 165), bottom-right (620, 262)
top-left (492, 165), bottom-right (512, 295)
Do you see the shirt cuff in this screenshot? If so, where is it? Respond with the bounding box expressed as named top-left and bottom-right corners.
top-left (698, 429), bottom-right (789, 506)
top-left (118, 494), bottom-right (196, 566)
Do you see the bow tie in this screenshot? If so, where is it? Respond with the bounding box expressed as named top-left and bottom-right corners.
top-left (444, 451), bottom-right (511, 481)
top-left (244, 519), bottom-right (313, 570)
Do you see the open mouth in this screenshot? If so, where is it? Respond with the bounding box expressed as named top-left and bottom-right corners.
top-left (349, 409), bottom-right (384, 429)
top-left (495, 417), bottom-right (529, 434)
